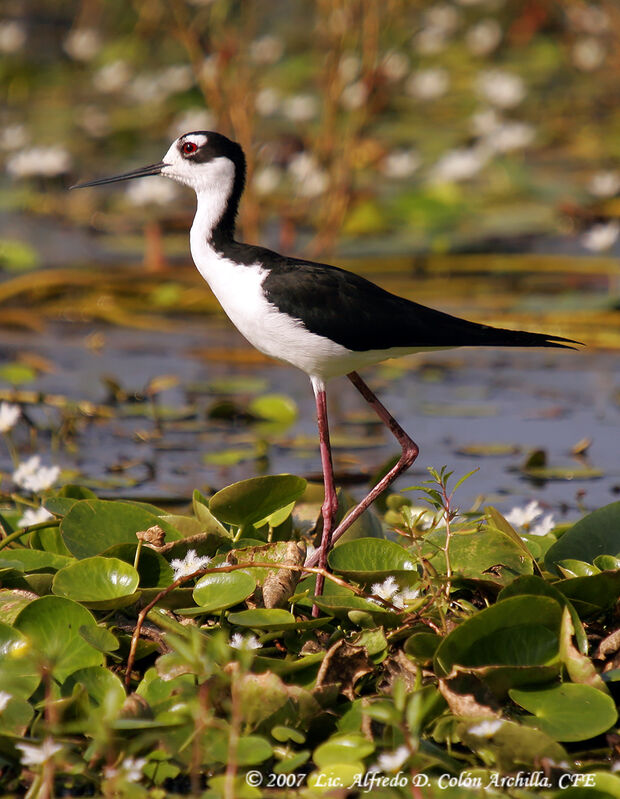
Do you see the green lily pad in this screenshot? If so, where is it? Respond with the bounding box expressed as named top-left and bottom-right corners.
top-left (509, 683), bottom-right (618, 741)
top-left (434, 596), bottom-right (563, 693)
top-left (0, 621), bottom-right (39, 698)
top-left (458, 718), bottom-right (567, 771)
top-left (313, 734), bottom-right (375, 767)
top-left (79, 625), bottom-right (120, 653)
top-left (209, 475), bottom-right (307, 528)
top-left (248, 394), bottom-right (298, 424)
top-left (553, 571), bottom-right (620, 617)
top-left (0, 549), bottom-right (73, 573)
top-left (103, 543), bottom-right (174, 588)
top-left (52, 557), bottom-right (140, 608)
top-left (63, 666), bottom-right (126, 710)
top-left (193, 571), bottom-right (256, 612)
top-left (227, 608), bottom-right (324, 631)
top-left (0, 591), bottom-right (36, 625)
top-left (545, 502), bottom-right (620, 574)
top-left (60, 499), bottom-right (181, 558)
top-left (327, 538), bottom-right (414, 582)
top-left (13, 596), bottom-right (103, 682)
top-left (0, 694), bottom-right (33, 736)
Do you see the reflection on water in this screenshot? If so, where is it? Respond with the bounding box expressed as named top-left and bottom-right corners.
top-left (0, 314), bottom-right (617, 525)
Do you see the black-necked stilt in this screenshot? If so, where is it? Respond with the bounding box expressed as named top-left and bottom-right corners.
top-left (73, 131), bottom-right (578, 590)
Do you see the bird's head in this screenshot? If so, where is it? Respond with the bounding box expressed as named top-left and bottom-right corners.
top-left (72, 131), bottom-right (246, 199)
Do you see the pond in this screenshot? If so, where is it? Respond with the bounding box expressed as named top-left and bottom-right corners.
top-left (1, 238), bottom-right (618, 527)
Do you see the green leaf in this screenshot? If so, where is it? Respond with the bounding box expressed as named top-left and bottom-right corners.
top-left (63, 666), bottom-right (125, 710)
top-left (313, 734), bottom-right (374, 767)
top-left (0, 621), bottom-right (39, 698)
top-left (227, 608), bottom-right (297, 630)
top-left (327, 538), bottom-right (414, 582)
top-left (553, 571), bottom-right (620, 616)
top-left (0, 549), bottom-right (73, 573)
top-left (52, 557), bottom-right (140, 609)
top-left (545, 501), bottom-right (620, 574)
top-left (78, 625), bottom-right (120, 653)
top-left (248, 394), bottom-right (298, 424)
top-left (103, 543), bottom-right (174, 588)
top-left (509, 683), bottom-right (618, 741)
top-left (209, 475), bottom-right (307, 527)
top-left (60, 499), bottom-right (181, 558)
top-left (193, 571), bottom-right (256, 612)
top-left (434, 596), bottom-right (563, 692)
top-left (13, 596), bottom-right (103, 682)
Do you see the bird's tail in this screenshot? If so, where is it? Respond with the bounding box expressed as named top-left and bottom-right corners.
top-left (462, 322), bottom-right (580, 350)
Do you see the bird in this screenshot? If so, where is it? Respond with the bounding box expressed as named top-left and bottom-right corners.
top-left (72, 131), bottom-right (578, 594)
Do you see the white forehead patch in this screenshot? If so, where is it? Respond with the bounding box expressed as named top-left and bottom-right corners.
top-left (183, 133), bottom-right (208, 147)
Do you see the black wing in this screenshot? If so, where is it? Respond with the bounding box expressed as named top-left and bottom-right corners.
top-left (258, 252), bottom-right (578, 352)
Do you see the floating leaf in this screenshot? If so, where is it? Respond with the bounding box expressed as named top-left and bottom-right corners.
top-left (13, 596), bottom-right (103, 682)
top-left (61, 499), bottom-right (181, 558)
top-left (434, 596), bottom-right (563, 693)
top-left (209, 475), bottom-right (307, 528)
top-left (52, 557), bottom-right (140, 609)
top-left (0, 549), bottom-right (73, 573)
top-left (248, 394), bottom-right (298, 424)
top-left (63, 666), bottom-right (125, 710)
top-left (193, 571), bottom-right (256, 612)
top-left (509, 683), bottom-right (618, 741)
top-left (327, 538), bottom-right (414, 582)
top-left (545, 501), bottom-right (620, 573)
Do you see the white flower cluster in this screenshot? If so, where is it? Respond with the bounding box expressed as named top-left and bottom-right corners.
top-left (170, 549), bottom-right (212, 580)
top-left (370, 575), bottom-right (420, 609)
top-left (13, 456), bottom-right (60, 493)
top-left (104, 756), bottom-right (147, 783)
top-left (230, 633), bottom-right (262, 650)
top-left (504, 500), bottom-right (555, 538)
top-left (0, 402), bottom-right (20, 433)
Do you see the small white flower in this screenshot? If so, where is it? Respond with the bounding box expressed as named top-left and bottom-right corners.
top-left (288, 152), bottom-right (328, 197)
top-left (253, 165), bottom-right (282, 196)
top-left (430, 147), bottom-right (489, 183)
top-left (468, 719), bottom-right (503, 738)
top-left (377, 745), bottom-right (409, 772)
top-left (230, 633), bottom-right (262, 650)
top-left (381, 149), bottom-right (420, 179)
top-left (120, 756), bottom-right (147, 783)
top-left (13, 456), bottom-right (60, 493)
top-left (168, 108), bottom-right (215, 139)
top-left (0, 20), bottom-right (26, 54)
top-left (126, 176), bottom-right (178, 207)
top-left (283, 94), bottom-right (318, 123)
top-left (382, 51), bottom-right (409, 82)
top-left (612, 761), bottom-right (620, 774)
top-left (392, 586), bottom-right (421, 609)
top-left (249, 34), bottom-right (283, 65)
top-left (371, 576), bottom-right (400, 601)
top-left (340, 81), bottom-right (367, 111)
top-left (63, 28), bottom-right (101, 61)
top-left (484, 121), bottom-right (535, 153)
top-left (0, 402), bottom-right (20, 433)
top-left (255, 87), bottom-right (281, 117)
top-left (466, 19), bottom-right (502, 56)
top-left (0, 691), bottom-right (12, 713)
top-left (477, 70), bottom-right (525, 109)
top-left (403, 560), bottom-right (415, 571)
top-left (170, 549), bottom-right (211, 580)
top-left (6, 147), bottom-right (72, 178)
top-left (338, 53), bottom-right (361, 83)
top-left (17, 506), bottom-right (53, 529)
top-left (529, 513), bottom-right (555, 537)
top-left (582, 221), bottom-right (620, 252)
top-left (93, 60), bottom-right (131, 94)
top-left (572, 38), bottom-right (606, 71)
top-left (406, 68), bottom-right (449, 101)
top-left (470, 108), bottom-right (502, 137)
top-left (505, 500), bottom-right (542, 528)
top-left (16, 737), bottom-right (64, 766)
top-left (588, 171), bottom-right (620, 198)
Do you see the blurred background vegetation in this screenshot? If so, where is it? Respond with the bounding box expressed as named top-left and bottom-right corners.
top-left (2, 0), bottom-right (620, 258)
top-left (0, 0), bottom-right (619, 510)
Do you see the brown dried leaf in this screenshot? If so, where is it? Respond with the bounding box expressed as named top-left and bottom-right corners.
top-left (262, 541), bottom-right (306, 608)
top-left (378, 649), bottom-right (419, 694)
top-left (136, 524), bottom-right (166, 548)
top-left (438, 675), bottom-right (501, 718)
top-left (315, 639), bottom-right (374, 701)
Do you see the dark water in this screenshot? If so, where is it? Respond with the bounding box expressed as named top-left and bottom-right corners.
top-left (2, 316), bottom-right (617, 526)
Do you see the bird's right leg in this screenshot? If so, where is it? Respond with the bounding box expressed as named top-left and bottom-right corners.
top-left (311, 377), bottom-right (339, 607)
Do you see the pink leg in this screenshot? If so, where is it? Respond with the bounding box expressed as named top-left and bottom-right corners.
top-left (306, 371), bottom-right (419, 569)
top-left (311, 380), bottom-right (339, 608)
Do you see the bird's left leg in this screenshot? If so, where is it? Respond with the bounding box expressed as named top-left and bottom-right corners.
top-left (306, 370), bottom-right (419, 569)
top-left (311, 377), bottom-right (339, 604)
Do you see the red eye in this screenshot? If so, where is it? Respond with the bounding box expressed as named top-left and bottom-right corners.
top-left (182, 141), bottom-right (198, 155)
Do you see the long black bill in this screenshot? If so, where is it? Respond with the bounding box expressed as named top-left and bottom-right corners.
top-left (70, 161), bottom-right (168, 190)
